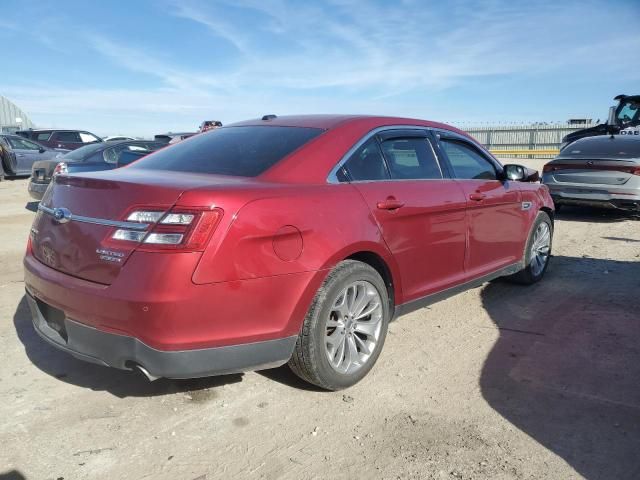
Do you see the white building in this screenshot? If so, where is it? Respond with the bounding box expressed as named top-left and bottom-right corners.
top-left (0, 95), bottom-right (35, 133)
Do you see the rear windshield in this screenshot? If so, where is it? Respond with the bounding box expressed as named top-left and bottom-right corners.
top-left (61, 143), bottom-right (105, 161)
top-left (130, 126), bottom-right (324, 176)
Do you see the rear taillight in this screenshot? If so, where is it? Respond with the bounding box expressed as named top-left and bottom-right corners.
top-left (543, 163), bottom-right (640, 175)
top-left (53, 162), bottom-right (68, 176)
top-left (112, 207), bottom-right (222, 251)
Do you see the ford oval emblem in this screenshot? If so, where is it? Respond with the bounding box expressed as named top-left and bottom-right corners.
top-left (53, 207), bottom-right (71, 224)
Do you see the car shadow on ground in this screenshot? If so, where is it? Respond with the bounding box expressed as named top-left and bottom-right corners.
top-left (12, 295), bottom-right (243, 398)
top-left (555, 205), bottom-right (640, 223)
top-left (481, 255), bottom-right (640, 479)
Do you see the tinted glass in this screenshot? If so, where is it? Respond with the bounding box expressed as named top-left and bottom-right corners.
top-left (36, 132), bottom-right (51, 141)
top-left (617, 99), bottom-right (640, 124)
top-left (343, 137), bottom-right (389, 181)
top-left (440, 140), bottom-right (497, 180)
top-left (55, 132), bottom-right (81, 142)
top-left (62, 143), bottom-right (105, 161)
top-left (130, 126), bottom-right (323, 177)
top-left (380, 137), bottom-right (442, 179)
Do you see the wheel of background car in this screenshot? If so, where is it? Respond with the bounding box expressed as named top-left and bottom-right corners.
top-left (103, 148), bottom-right (118, 164)
top-left (288, 260), bottom-right (390, 390)
top-left (507, 211), bottom-right (553, 285)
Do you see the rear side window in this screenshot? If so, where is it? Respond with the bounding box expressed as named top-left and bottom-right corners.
top-left (440, 140), bottom-right (497, 180)
top-left (130, 126), bottom-right (323, 177)
top-left (36, 132), bottom-right (52, 141)
top-left (55, 131), bottom-right (82, 143)
top-left (380, 138), bottom-right (442, 179)
top-left (342, 137), bottom-right (389, 181)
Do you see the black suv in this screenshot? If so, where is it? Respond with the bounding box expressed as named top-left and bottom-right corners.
top-left (16, 129), bottom-right (102, 151)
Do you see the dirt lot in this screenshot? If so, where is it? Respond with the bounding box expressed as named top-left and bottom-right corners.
top-left (1, 164), bottom-right (639, 480)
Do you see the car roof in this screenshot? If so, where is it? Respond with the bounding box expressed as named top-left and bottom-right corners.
top-left (229, 114), bottom-right (468, 134)
top-left (251, 115), bottom-right (475, 183)
top-left (18, 128), bottom-right (84, 132)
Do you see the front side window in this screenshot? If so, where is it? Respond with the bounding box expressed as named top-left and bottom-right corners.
top-left (36, 132), bottom-right (52, 141)
top-left (130, 126), bottom-right (323, 177)
top-left (380, 137), bottom-right (442, 180)
top-left (55, 131), bottom-right (82, 143)
top-left (7, 137), bottom-right (41, 150)
top-left (440, 140), bottom-right (497, 180)
top-left (343, 137), bottom-right (389, 181)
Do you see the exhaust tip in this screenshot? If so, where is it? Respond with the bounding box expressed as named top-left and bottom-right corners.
top-left (126, 361), bottom-right (160, 381)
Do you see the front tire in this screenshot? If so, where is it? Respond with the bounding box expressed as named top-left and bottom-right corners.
top-left (509, 211), bottom-right (553, 285)
top-left (288, 260), bottom-right (390, 390)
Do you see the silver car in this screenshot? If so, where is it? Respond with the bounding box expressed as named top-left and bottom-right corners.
top-left (542, 135), bottom-right (640, 212)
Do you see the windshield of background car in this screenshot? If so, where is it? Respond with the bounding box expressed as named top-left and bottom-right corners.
top-left (130, 126), bottom-right (324, 176)
top-left (61, 143), bottom-right (105, 161)
top-left (617, 100), bottom-right (640, 125)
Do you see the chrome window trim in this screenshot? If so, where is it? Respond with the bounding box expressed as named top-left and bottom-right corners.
top-left (326, 125), bottom-right (448, 184)
top-left (38, 204), bottom-right (151, 231)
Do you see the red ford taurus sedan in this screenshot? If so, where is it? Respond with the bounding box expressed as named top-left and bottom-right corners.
top-left (24, 115), bottom-right (554, 390)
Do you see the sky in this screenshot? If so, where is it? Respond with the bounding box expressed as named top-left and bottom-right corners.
top-left (1, 0), bottom-right (639, 137)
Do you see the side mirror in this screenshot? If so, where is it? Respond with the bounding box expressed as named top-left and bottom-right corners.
top-left (39, 147), bottom-right (45, 153)
top-left (502, 164), bottom-right (526, 181)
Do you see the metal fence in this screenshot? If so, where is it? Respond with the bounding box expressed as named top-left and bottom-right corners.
top-left (455, 122), bottom-right (593, 159)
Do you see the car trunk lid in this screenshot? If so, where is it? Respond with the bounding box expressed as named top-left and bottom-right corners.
top-left (544, 158), bottom-right (640, 185)
top-left (31, 169), bottom-right (228, 285)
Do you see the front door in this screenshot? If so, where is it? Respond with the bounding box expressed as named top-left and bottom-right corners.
top-left (7, 136), bottom-right (42, 174)
top-left (436, 136), bottom-right (526, 279)
top-left (341, 130), bottom-right (468, 302)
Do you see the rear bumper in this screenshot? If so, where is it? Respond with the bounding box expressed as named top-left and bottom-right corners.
top-left (542, 179), bottom-right (640, 211)
top-left (27, 291), bottom-right (297, 378)
top-left (23, 249), bottom-right (326, 380)
top-left (28, 181), bottom-right (48, 200)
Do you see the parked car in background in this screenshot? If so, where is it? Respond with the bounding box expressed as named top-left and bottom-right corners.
top-left (199, 120), bottom-right (222, 132)
top-left (28, 140), bottom-right (164, 200)
top-left (16, 129), bottom-right (102, 150)
top-left (542, 135), bottom-right (640, 212)
top-left (0, 134), bottom-right (65, 179)
top-left (25, 114), bottom-right (554, 390)
top-left (154, 132), bottom-right (197, 144)
top-left (103, 135), bottom-right (136, 142)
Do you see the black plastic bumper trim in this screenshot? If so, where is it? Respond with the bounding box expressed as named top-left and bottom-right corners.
top-left (26, 291), bottom-right (297, 379)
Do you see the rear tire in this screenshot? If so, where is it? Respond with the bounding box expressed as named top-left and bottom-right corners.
top-left (288, 260), bottom-right (390, 391)
top-left (508, 211), bottom-right (553, 285)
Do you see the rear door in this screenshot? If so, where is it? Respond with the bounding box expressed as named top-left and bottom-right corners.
top-left (341, 129), bottom-right (467, 302)
top-left (435, 133), bottom-right (525, 278)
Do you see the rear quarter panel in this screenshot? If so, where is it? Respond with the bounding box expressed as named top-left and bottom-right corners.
top-left (191, 183), bottom-right (401, 294)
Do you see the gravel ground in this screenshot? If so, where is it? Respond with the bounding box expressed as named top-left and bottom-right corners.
top-left (1, 164), bottom-right (639, 480)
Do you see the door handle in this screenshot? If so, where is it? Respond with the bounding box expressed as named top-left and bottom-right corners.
top-left (469, 193), bottom-right (486, 201)
top-left (377, 198), bottom-right (405, 210)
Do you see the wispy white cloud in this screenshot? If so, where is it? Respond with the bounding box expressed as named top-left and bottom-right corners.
top-left (3, 0), bottom-right (640, 135)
